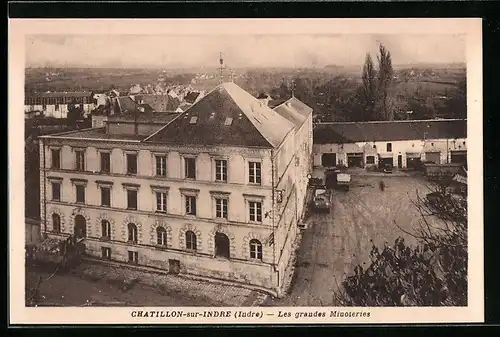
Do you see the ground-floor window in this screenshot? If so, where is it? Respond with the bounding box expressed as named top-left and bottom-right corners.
top-left (366, 156), bottom-right (375, 165)
top-left (101, 247), bottom-right (111, 260)
top-left (128, 251), bottom-right (138, 264)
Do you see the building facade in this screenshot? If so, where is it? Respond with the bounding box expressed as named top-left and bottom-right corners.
top-left (38, 82), bottom-right (313, 297)
top-left (313, 119), bottom-right (467, 169)
top-left (25, 92), bottom-right (95, 119)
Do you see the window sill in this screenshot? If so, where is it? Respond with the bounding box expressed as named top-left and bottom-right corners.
top-left (248, 182), bottom-right (262, 186)
top-left (184, 177), bottom-right (196, 181)
top-left (185, 248), bottom-right (198, 254)
top-left (249, 220), bottom-right (263, 225)
top-left (185, 213), bottom-right (197, 218)
top-left (249, 258), bottom-right (263, 263)
top-left (52, 199), bottom-right (61, 202)
top-left (75, 201), bottom-right (86, 205)
top-left (127, 240), bottom-right (138, 245)
top-left (155, 210), bottom-right (168, 214)
top-left (99, 236), bottom-right (110, 241)
top-left (127, 208), bottom-right (138, 211)
top-left (213, 256), bottom-right (230, 261)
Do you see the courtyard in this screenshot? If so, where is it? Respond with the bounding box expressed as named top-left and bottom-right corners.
top-left (264, 174), bottom-right (435, 306)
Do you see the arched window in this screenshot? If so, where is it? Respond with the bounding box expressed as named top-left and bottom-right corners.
top-left (156, 226), bottom-right (167, 246)
top-left (249, 239), bottom-right (263, 260)
top-left (52, 213), bottom-right (61, 233)
top-left (74, 214), bottom-right (86, 239)
top-left (214, 232), bottom-right (230, 259)
top-left (101, 220), bottom-right (111, 239)
top-left (127, 223), bottom-right (138, 243)
top-left (185, 230), bottom-right (197, 251)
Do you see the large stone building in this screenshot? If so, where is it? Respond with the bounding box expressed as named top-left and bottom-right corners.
top-left (38, 82), bottom-right (313, 296)
top-left (313, 119), bottom-right (467, 169)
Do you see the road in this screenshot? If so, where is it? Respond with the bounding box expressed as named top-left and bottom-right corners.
top-left (264, 175), bottom-right (432, 306)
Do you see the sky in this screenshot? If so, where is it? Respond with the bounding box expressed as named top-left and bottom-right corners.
top-left (25, 34), bottom-right (466, 69)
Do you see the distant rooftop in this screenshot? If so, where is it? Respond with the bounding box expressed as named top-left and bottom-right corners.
top-left (40, 127), bottom-right (147, 141)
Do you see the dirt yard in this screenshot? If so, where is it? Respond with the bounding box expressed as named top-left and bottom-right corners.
top-left (264, 175), bottom-right (434, 306)
top-left (25, 262), bottom-right (267, 307)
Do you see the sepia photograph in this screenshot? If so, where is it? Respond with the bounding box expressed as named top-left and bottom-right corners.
top-left (9, 18), bottom-right (483, 324)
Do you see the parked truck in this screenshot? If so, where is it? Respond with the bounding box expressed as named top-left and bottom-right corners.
top-left (325, 168), bottom-right (351, 191)
top-left (311, 186), bottom-right (333, 213)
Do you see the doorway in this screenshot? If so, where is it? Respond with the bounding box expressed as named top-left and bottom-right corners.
top-left (397, 155), bottom-right (403, 169)
top-left (321, 153), bottom-right (336, 167)
top-left (74, 215), bottom-right (87, 239)
top-left (214, 232), bottom-right (230, 259)
top-left (169, 259), bottom-right (180, 274)
top-left (347, 153), bottom-right (363, 168)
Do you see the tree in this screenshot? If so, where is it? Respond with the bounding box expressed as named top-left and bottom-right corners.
top-left (335, 183), bottom-right (467, 306)
top-left (376, 44), bottom-right (395, 120)
top-left (361, 53), bottom-right (378, 121)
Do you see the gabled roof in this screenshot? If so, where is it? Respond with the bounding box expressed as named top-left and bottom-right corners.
top-left (273, 97), bottom-right (313, 128)
top-left (268, 99), bottom-right (287, 109)
top-left (141, 94), bottom-right (180, 112)
top-left (313, 119), bottom-right (467, 144)
top-left (145, 82), bottom-right (295, 148)
top-left (184, 91), bottom-right (201, 104)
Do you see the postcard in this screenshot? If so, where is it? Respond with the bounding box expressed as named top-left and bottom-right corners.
top-left (9, 18), bottom-right (483, 325)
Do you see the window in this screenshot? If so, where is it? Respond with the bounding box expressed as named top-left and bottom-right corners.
top-left (386, 143), bottom-right (392, 152)
top-left (215, 159), bottom-right (228, 182)
top-left (126, 153), bottom-right (137, 174)
top-left (224, 117), bottom-right (233, 126)
top-left (55, 104), bottom-right (59, 111)
top-left (128, 251), bottom-right (138, 264)
top-left (51, 149), bottom-right (60, 169)
top-left (155, 155), bottom-right (167, 177)
top-left (215, 198), bottom-right (228, 219)
top-left (249, 239), bottom-right (263, 260)
top-left (100, 186), bottom-right (111, 207)
top-left (127, 223), bottom-right (138, 243)
top-left (51, 182), bottom-right (61, 201)
top-left (214, 232), bottom-right (230, 258)
top-left (185, 195), bottom-right (197, 216)
top-left (100, 152), bottom-right (110, 173)
top-left (185, 231), bottom-right (197, 250)
top-left (156, 191), bottom-right (167, 212)
top-left (249, 201), bottom-right (262, 222)
top-left (52, 213), bottom-right (61, 233)
top-left (75, 185), bottom-right (85, 203)
top-left (189, 116), bottom-right (198, 124)
top-left (101, 220), bottom-right (111, 239)
top-left (249, 162), bottom-right (261, 184)
top-left (101, 247), bottom-right (111, 260)
top-left (366, 156), bottom-right (375, 165)
top-left (185, 157), bottom-right (196, 179)
top-left (157, 227), bottom-right (167, 246)
top-left (75, 150), bottom-right (85, 171)
top-left (127, 190), bottom-right (138, 210)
